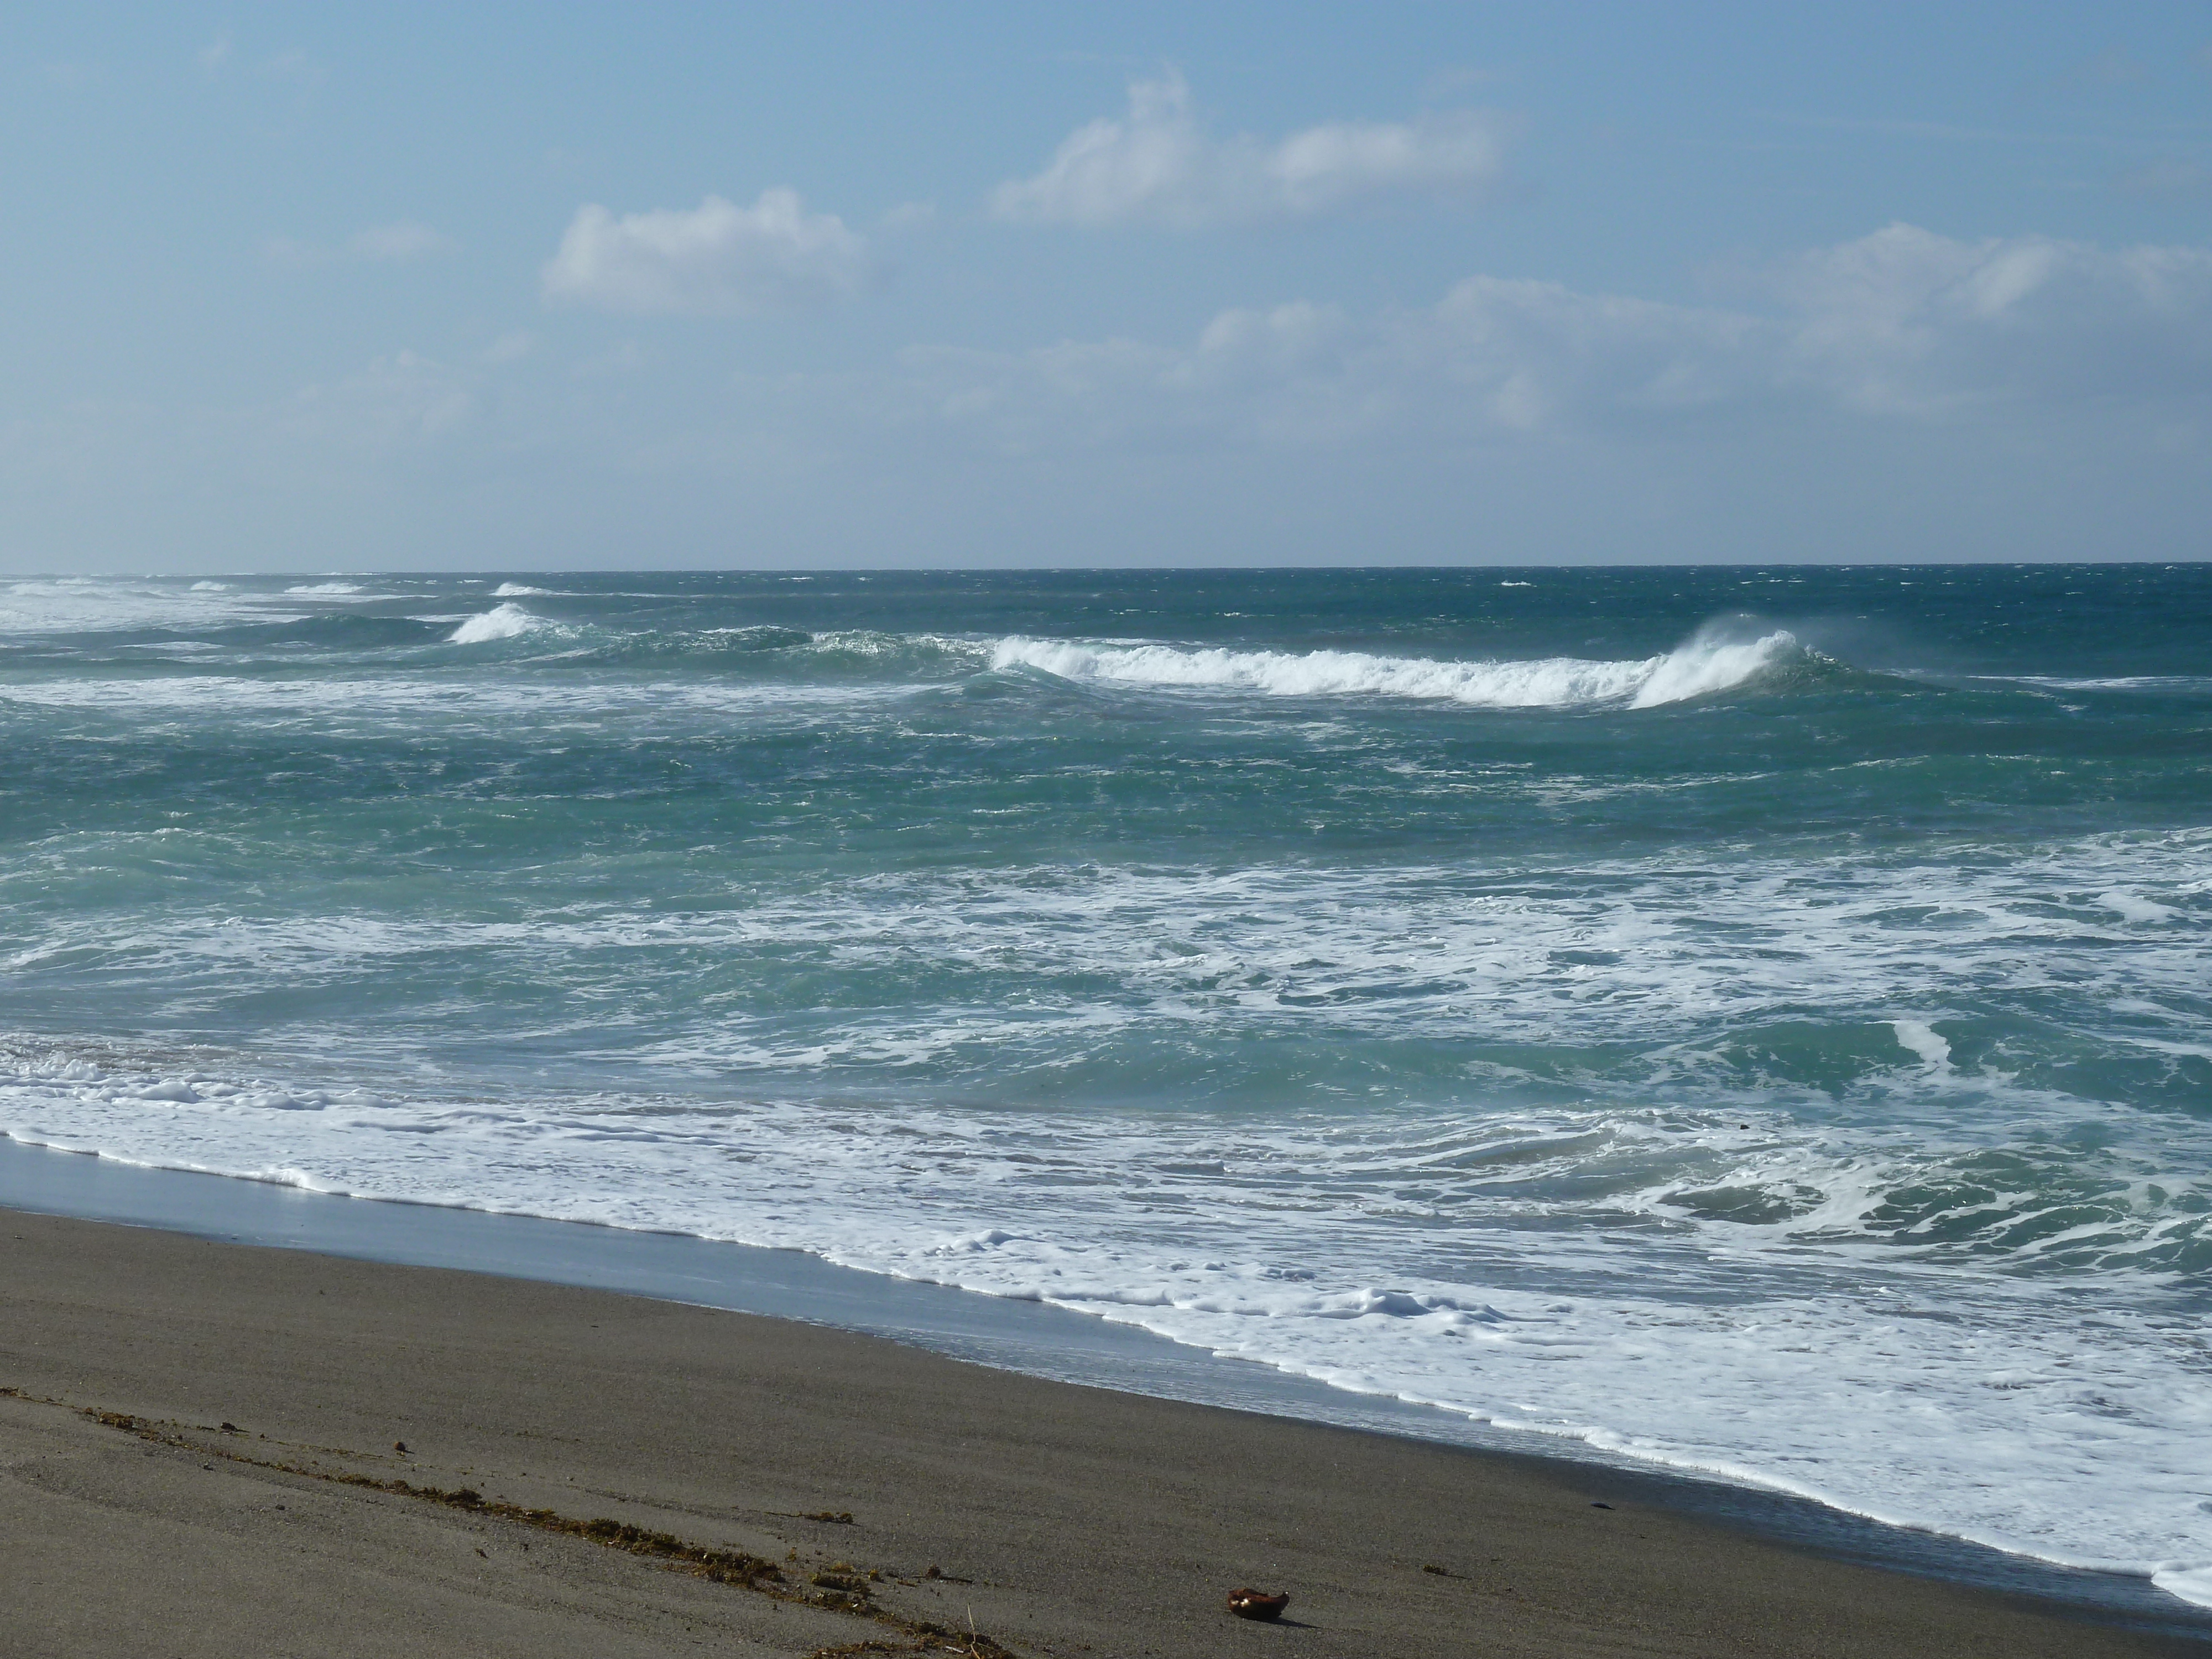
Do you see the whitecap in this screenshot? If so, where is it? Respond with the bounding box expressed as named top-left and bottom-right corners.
top-left (2102, 889), bottom-right (2178, 925)
top-left (991, 627), bottom-right (1800, 711)
top-left (1891, 1019), bottom-right (1952, 1069)
top-left (447, 603), bottom-right (545, 644)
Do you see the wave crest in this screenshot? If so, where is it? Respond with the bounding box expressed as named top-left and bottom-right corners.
top-left (447, 603), bottom-right (548, 645)
top-left (992, 627), bottom-right (1803, 709)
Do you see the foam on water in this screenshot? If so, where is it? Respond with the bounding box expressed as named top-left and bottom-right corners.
top-left (4, 1030), bottom-right (2211, 1593)
top-left (1890, 1019), bottom-right (1953, 1069)
top-left (992, 627), bottom-right (1801, 708)
top-left (446, 602), bottom-right (549, 644)
top-left (5, 567), bottom-right (2212, 1611)
top-left (0, 675), bottom-right (906, 727)
top-left (4, 827), bottom-right (2210, 1593)
top-left (0, 577), bottom-right (295, 637)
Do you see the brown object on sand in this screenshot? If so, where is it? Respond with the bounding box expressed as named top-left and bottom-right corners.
top-left (1226, 1587), bottom-right (1290, 1621)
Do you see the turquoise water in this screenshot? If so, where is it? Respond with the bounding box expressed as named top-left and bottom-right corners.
top-left (3, 565), bottom-right (2210, 1597)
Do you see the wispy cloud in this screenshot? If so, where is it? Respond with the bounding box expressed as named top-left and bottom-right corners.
top-left (540, 190), bottom-right (874, 316)
top-left (479, 331), bottom-right (536, 366)
top-left (273, 349), bottom-right (478, 450)
top-left (260, 49), bottom-right (320, 86)
top-left (264, 222), bottom-right (454, 270)
top-left (991, 71), bottom-right (1511, 229)
top-left (1772, 223), bottom-right (2212, 414)
top-left (348, 222), bottom-right (453, 260)
top-left (907, 225), bottom-right (2212, 447)
top-left (15, 228), bottom-right (2211, 569)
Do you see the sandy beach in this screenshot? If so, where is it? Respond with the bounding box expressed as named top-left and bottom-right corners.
top-left (2, 1206), bottom-right (2203, 1658)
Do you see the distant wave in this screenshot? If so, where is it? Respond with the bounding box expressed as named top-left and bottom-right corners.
top-left (547, 626), bottom-right (987, 679)
top-left (1988, 674), bottom-right (2212, 695)
top-left (993, 627), bottom-right (1804, 709)
top-left (0, 578), bottom-right (290, 638)
top-left (491, 583), bottom-right (562, 597)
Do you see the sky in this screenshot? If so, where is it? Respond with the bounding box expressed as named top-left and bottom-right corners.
top-left (5, 3), bottom-right (2211, 572)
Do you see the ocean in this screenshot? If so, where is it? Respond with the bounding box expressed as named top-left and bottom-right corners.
top-left (3, 565), bottom-right (2209, 1604)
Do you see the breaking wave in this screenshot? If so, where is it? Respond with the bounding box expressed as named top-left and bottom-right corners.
top-left (447, 603), bottom-right (551, 645)
top-left (992, 627), bottom-right (1806, 709)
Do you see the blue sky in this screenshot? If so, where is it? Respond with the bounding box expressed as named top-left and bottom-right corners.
top-left (6, 4), bottom-right (2211, 570)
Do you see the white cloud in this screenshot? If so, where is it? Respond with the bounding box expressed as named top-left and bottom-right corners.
top-left (991, 72), bottom-right (1510, 229)
top-left (14, 226), bottom-right (2212, 572)
top-left (540, 190), bottom-right (873, 316)
top-left (897, 288), bottom-right (1752, 457)
top-left (1774, 223), bottom-right (2212, 414)
top-left (907, 225), bottom-right (2212, 446)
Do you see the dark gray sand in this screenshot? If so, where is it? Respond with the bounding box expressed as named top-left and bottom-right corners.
top-left (3, 1208), bottom-right (2203, 1658)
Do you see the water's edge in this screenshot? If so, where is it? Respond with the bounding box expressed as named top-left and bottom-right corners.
top-left (3, 1134), bottom-right (2205, 1640)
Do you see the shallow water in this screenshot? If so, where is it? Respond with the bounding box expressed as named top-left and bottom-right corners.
top-left (2, 565), bottom-right (2208, 1601)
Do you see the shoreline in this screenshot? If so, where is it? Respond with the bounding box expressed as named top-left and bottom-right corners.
top-left (4, 1134), bottom-right (2210, 1646)
top-left (7, 1205), bottom-right (2209, 1657)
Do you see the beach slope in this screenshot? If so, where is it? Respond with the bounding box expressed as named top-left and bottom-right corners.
top-left (1, 1208), bottom-right (2197, 1658)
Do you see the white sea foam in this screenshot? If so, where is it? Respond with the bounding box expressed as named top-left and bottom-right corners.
top-left (992, 628), bottom-right (1800, 709)
top-left (5, 830), bottom-right (2211, 1606)
top-left (1890, 1019), bottom-right (1952, 1068)
top-left (2103, 889), bottom-right (2179, 925)
top-left (447, 603), bottom-right (547, 644)
top-left (6, 1037), bottom-right (2212, 1599)
top-left (1994, 676), bottom-right (2212, 694)
top-left (284, 582), bottom-right (366, 595)
top-left (0, 578), bottom-right (293, 637)
top-left (0, 675), bottom-right (912, 731)
top-left (9, 833), bottom-right (2208, 1107)
top-left (491, 583), bottom-right (563, 597)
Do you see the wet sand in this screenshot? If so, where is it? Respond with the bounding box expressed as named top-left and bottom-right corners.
top-left (3, 1206), bottom-right (2203, 1658)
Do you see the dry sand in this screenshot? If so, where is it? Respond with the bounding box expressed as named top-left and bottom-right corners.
top-left (2, 1206), bottom-right (2203, 1658)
